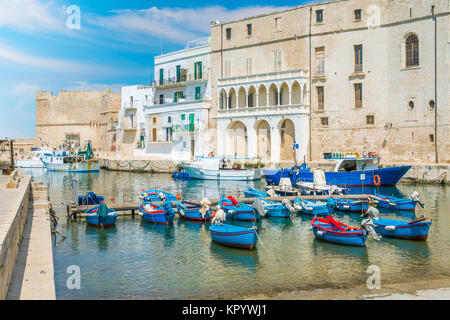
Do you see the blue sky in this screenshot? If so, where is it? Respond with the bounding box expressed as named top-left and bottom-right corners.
top-left (0, 0), bottom-right (317, 139)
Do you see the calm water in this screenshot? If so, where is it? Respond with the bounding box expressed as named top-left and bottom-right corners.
top-left (24, 168), bottom-right (450, 300)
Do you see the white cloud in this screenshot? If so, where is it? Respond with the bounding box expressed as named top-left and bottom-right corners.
top-left (87, 5), bottom-right (290, 45)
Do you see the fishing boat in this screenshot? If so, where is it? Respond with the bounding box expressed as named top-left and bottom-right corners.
top-left (172, 170), bottom-right (191, 180)
top-left (85, 204), bottom-right (118, 227)
top-left (41, 140), bottom-right (100, 172)
top-left (311, 216), bottom-right (368, 247)
top-left (140, 190), bottom-right (176, 202)
top-left (263, 153), bottom-right (410, 186)
top-left (251, 198), bottom-right (291, 218)
top-left (15, 145), bottom-right (60, 168)
top-left (176, 200), bottom-right (212, 222)
top-left (369, 192), bottom-right (423, 211)
top-left (180, 157), bottom-right (261, 181)
top-left (138, 201), bottom-right (175, 224)
top-left (263, 163), bottom-right (311, 185)
top-left (78, 192), bottom-right (104, 206)
top-left (218, 195), bottom-right (259, 221)
top-left (210, 224), bottom-right (258, 249)
top-left (243, 187), bottom-right (268, 198)
top-left (294, 198), bottom-right (334, 216)
top-left (373, 217), bottom-right (432, 240)
top-left (296, 169), bottom-right (349, 195)
top-left (326, 197), bottom-right (368, 212)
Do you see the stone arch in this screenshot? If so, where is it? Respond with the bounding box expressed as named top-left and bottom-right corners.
top-left (228, 87), bottom-right (237, 109)
top-left (278, 118), bottom-right (295, 162)
top-left (255, 120), bottom-right (271, 160)
top-left (238, 86), bottom-right (246, 108)
top-left (269, 83), bottom-right (279, 106)
top-left (291, 81), bottom-right (301, 105)
top-left (405, 33), bottom-right (419, 67)
top-left (247, 85), bottom-right (257, 107)
top-left (219, 88), bottom-right (227, 109)
top-left (280, 82), bottom-right (289, 106)
top-left (226, 121), bottom-right (248, 158)
top-left (258, 84), bottom-right (267, 107)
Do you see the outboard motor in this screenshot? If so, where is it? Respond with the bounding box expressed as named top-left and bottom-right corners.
top-left (252, 198), bottom-right (268, 217)
top-left (282, 199), bottom-right (298, 215)
top-left (212, 205), bottom-right (226, 225)
top-left (360, 206), bottom-right (382, 241)
top-left (411, 191), bottom-right (424, 208)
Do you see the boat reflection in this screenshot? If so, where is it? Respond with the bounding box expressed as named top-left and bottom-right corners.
top-left (84, 224), bottom-right (117, 251)
top-left (209, 242), bottom-right (260, 270)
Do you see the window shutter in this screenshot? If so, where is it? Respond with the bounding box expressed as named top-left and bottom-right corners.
top-left (174, 92), bottom-right (178, 103)
top-left (198, 61), bottom-right (202, 79)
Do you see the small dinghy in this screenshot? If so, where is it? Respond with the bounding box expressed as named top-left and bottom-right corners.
top-left (140, 190), bottom-right (176, 202)
top-left (373, 217), bottom-right (432, 240)
top-left (369, 192), bottom-right (423, 211)
top-left (327, 197), bottom-right (368, 212)
top-left (311, 216), bottom-right (367, 247)
top-left (138, 201), bottom-right (175, 225)
top-left (218, 195), bottom-right (259, 221)
top-left (295, 198), bottom-right (334, 216)
top-left (243, 187), bottom-right (268, 198)
top-left (251, 198), bottom-right (291, 218)
top-left (210, 223), bottom-right (258, 249)
top-left (176, 199), bottom-right (212, 222)
top-left (85, 203), bottom-right (117, 227)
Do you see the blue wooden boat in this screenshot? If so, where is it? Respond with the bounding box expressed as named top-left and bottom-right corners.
top-left (252, 198), bottom-right (291, 218)
top-left (85, 205), bottom-right (118, 227)
top-left (294, 198), bottom-right (333, 216)
top-left (210, 223), bottom-right (258, 249)
top-left (370, 194), bottom-right (418, 211)
top-left (263, 156), bottom-right (410, 186)
top-left (78, 192), bottom-right (104, 206)
top-left (175, 200), bottom-right (212, 222)
top-left (172, 170), bottom-right (190, 180)
top-left (218, 196), bottom-right (259, 221)
top-left (138, 201), bottom-right (175, 224)
top-left (373, 217), bottom-right (432, 240)
top-left (326, 197), bottom-right (368, 212)
top-left (243, 187), bottom-right (268, 198)
top-left (141, 190), bottom-right (176, 202)
top-left (311, 216), bottom-right (367, 247)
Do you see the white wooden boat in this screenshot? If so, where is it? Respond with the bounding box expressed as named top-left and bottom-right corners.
top-left (15, 146), bottom-right (57, 168)
top-left (180, 157), bottom-right (261, 181)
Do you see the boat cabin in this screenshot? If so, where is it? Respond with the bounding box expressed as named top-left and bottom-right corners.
top-left (325, 156), bottom-right (381, 172)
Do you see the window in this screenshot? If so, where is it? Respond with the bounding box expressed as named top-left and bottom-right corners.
top-left (181, 114), bottom-right (186, 122)
top-left (275, 17), bottom-right (281, 31)
top-left (316, 10), bottom-right (323, 23)
top-left (194, 61), bottom-right (202, 80)
top-left (152, 117), bottom-right (156, 124)
top-left (366, 115), bottom-right (374, 125)
top-left (152, 128), bottom-right (157, 142)
top-left (428, 100), bottom-right (435, 110)
top-left (168, 116), bottom-right (172, 123)
top-left (273, 49), bottom-right (281, 72)
top-left (408, 101), bottom-right (415, 110)
top-left (195, 87), bottom-right (201, 100)
top-left (226, 28), bottom-right (231, 40)
top-left (165, 127), bottom-right (173, 142)
top-left (248, 93), bottom-right (254, 107)
top-left (189, 114), bottom-right (195, 131)
top-left (317, 86), bottom-right (324, 110)
top-left (130, 96), bottom-right (134, 106)
top-left (159, 94), bottom-right (164, 105)
top-left (406, 34), bottom-right (419, 67)
top-left (247, 24), bottom-right (252, 36)
top-left (174, 91), bottom-right (184, 102)
top-left (354, 9), bottom-right (362, 21)
top-left (246, 57), bottom-right (252, 75)
top-left (429, 134), bottom-right (434, 142)
top-left (354, 83), bottom-right (362, 108)
top-left (176, 65), bottom-right (181, 82)
top-left (320, 117), bottom-right (328, 126)
top-left (315, 47), bottom-right (325, 75)
top-left (354, 45), bottom-right (363, 72)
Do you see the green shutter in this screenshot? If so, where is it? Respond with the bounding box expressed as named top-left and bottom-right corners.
top-left (194, 62), bottom-right (197, 80)
top-left (159, 69), bottom-right (164, 85)
top-left (195, 87), bottom-right (201, 100)
top-left (174, 92), bottom-right (177, 103)
top-left (176, 65), bottom-right (181, 82)
top-left (189, 114), bottom-right (195, 131)
top-left (198, 61), bottom-right (202, 79)
top-left (181, 114), bottom-right (185, 121)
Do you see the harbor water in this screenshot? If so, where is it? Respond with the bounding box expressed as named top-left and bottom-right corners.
top-left (24, 168), bottom-right (450, 299)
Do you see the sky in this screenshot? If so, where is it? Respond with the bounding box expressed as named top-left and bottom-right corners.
top-left (0, 0), bottom-right (319, 139)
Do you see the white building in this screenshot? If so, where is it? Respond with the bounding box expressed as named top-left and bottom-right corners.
top-left (117, 38), bottom-right (213, 161)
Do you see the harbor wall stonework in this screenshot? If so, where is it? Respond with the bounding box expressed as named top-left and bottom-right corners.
top-left (0, 176), bottom-right (31, 299)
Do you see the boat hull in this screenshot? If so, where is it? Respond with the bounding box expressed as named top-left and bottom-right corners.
top-left (312, 228), bottom-right (367, 247)
top-left (177, 201), bottom-right (212, 222)
top-left (243, 188), bottom-right (268, 198)
top-left (374, 218), bottom-right (432, 240)
top-left (85, 206), bottom-right (118, 227)
top-left (139, 203), bottom-right (175, 225)
top-left (373, 195), bottom-right (417, 211)
top-left (264, 166), bottom-right (411, 186)
top-left (181, 165), bottom-right (261, 181)
top-left (210, 224), bottom-right (258, 249)
top-left (41, 159), bottom-right (100, 172)
top-left (266, 206), bottom-right (291, 218)
top-left (328, 198), bottom-right (368, 212)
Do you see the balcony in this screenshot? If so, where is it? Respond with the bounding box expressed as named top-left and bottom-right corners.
top-left (217, 104), bottom-right (309, 119)
top-left (153, 73), bottom-right (208, 89)
top-left (217, 69), bottom-right (308, 87)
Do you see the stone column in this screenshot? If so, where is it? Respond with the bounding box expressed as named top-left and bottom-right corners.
top-left (277, 90), bottom-right (281, 106)
top-left (289, 89), bottom-right (292, 106)
top-left (245, 94), bottom-right (249, 108)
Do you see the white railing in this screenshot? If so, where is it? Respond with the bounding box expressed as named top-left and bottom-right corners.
top-left (218, 69), bottom-right (308, 86)
top-left (216, 104), bottom-right (309, 118)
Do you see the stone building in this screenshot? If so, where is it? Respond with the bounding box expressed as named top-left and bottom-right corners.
top-left (35, 89), bottom-right (121, 157)
top-left (210, 0), bottom-right (449, 164)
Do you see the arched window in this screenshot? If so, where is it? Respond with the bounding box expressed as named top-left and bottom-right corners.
top-left (406, 34), bottom-right (419, 67)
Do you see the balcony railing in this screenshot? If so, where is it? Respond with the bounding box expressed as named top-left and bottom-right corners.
top-left (154, 73), bottom-right (208, 87)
